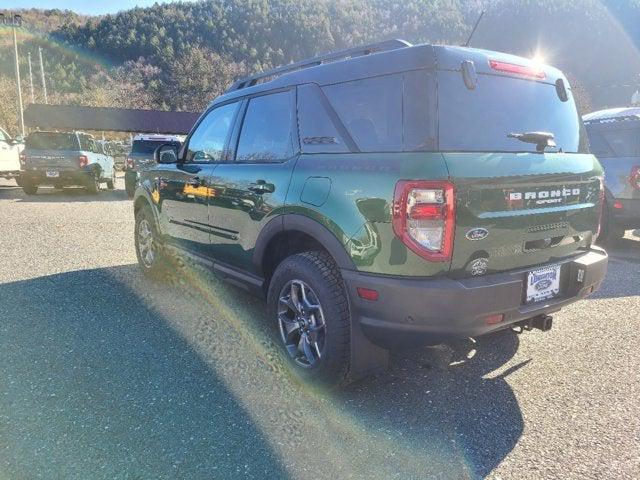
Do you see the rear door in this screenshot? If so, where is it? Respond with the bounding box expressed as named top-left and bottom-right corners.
top-left (434, 50), bottom-right (602, 278)
top-left (157, 101), bottom-right (240, 255)
top-left (206, 89), bottom-right (298, 273)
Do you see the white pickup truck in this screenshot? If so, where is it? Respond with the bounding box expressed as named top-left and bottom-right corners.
top-left (0, 127), bottom-right (23, 183)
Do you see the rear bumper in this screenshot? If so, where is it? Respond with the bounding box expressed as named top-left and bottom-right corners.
top-left (342, 246), bottom-right (608, 349)
top-left (611, 198), bottom-right (640, 228)
top-left (20, 169), bottom-right (93, 186)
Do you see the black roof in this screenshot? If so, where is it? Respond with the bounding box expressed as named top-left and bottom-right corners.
top-left (213, 41), bottom-right (566, 107)
top-left (24, 104), bottom-right (200, 135)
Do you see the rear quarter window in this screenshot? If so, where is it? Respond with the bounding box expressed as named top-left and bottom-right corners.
top-left (322, 74), bottom-right (403, 152)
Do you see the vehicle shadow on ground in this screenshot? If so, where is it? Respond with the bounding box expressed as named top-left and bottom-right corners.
top-left (1, 263), bottom-right (525, 479)
top-left (0, 185), bottom-right (130, 203)
top-left (0, 267), bottom-right (287, 479)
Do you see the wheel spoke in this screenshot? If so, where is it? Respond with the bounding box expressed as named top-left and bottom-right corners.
top-left (301, 334), bottom-right (317, 365)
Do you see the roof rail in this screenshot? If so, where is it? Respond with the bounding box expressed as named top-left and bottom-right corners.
top-left (227, 39), bottom-right (412, 92)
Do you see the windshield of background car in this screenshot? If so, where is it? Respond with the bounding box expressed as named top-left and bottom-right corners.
top-left (26, 132), bottom-right (80, 151)
top-left (437, 71), bottom-right (588, 153)
top-left (131, 140), bottom-right (171, 154)
top-left (586, 125), bottom-right (640, 157)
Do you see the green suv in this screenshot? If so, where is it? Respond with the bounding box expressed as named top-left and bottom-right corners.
top-left (133, 40), bottom-right (608, 386)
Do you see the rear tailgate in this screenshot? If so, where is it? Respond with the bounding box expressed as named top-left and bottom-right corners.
top-left (23, 149), bottom-right (81, 170)
top-left (445, 152), bottom-right (601, 277)
top-left (434, 46), bottom-right (602, 277)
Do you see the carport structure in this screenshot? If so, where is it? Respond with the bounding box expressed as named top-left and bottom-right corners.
top-left (23, 104), bottom-right (200, 135)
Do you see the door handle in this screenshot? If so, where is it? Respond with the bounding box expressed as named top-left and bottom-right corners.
top-left (248, 180), bottom-right (275, 194)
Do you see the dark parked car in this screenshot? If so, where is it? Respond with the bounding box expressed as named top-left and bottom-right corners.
top-left (19, 131), bottom-right (115, 195)
top-left (133, 40), bottom-right (607, 386)
top-left (583, 108), bottom-right (640, 241)
top-left (125, 134), bottom-right (183, 197)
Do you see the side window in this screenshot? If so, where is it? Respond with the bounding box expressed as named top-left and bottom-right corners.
top-left (236, 91), bottom-right (294, 163)
top-left (322, 74), bottom-right (403, 152)
top-left (297, 84), bottom-right (349, 154)
top-left (187, 102), bottom-right (239, 162)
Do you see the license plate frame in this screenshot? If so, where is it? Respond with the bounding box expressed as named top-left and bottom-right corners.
top-left (526, 264), bottom-right (561, 304)
top-left (45, 170), bottom-right (59, 178)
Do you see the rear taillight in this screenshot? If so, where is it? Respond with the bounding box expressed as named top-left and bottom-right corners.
top-left (392, 180), bottom-right (455, 261)
top-left (595, 177), bottom-right (605, 240)
top-left (126, 157), bottom-right (134, 169)
top-left (630, 166), bottom-right (640, 190)
top-left (19, 153), bottom-right (26, 167)
top-left (78, 155), bottom-right (88, 167)
top-left (489, 59), bottom-right (546, 79)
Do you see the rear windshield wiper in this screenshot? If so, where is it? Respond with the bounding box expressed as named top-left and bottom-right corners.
top-left (507, 131), bottom-right (556, 153)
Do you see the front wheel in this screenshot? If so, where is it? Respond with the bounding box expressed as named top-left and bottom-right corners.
top-left (267, 251), bottom-right (351, 387)
top-left (135, 205), bottom-right (166, 278)
top-left (106, 171), bottom-right (115, 190)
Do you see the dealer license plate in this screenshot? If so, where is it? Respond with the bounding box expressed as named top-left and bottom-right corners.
top-left (526, 264), bottom-right (561, 304)
top-left (46, 170), bottom-right (59, 178)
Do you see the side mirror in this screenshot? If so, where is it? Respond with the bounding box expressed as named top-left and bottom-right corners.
top-left (155, 143), bottom-right (179, 164)
top-left (8, 136), bottom-right (23, 145)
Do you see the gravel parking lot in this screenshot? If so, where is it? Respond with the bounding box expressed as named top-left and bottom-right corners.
top-left (1, 175), bottom-right (638, 480)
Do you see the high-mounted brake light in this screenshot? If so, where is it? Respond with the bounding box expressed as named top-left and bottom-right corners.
top-left (489, 59), bottom-right (545, 79)
top-left (392, 180), bottom-right (455, 262)
top-left (78, 155), bottom-right (88, 167)
top-left (630, 166), bottom-right (640, 191)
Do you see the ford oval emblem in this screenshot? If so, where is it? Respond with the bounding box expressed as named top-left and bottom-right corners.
top-left (534, 279), bottom-right (553, 291)
top-left (466, 228), bottom-right (489, 241)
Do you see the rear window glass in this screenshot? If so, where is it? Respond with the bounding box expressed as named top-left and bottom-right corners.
top-left (438, 71), bottom-right (586, 153)
top-left (131, 140), bottom-right (170, 154)
top-left (26, 132), bottom-right (79, 150)
top-left (586, 126), bottom-right (640, 157)
top-left (323, 74), bottom-right (403, 152)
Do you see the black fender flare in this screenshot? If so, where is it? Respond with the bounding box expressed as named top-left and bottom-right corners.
top-left (253, 214), bottom-right (356, 273)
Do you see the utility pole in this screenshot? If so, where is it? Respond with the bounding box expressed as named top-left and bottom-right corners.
top-left (1, 13), bottom-right (25, 137)
top-left (38, 47), bottom-right (48, 104)
top-left (27, 52), bottom-right (35, 103)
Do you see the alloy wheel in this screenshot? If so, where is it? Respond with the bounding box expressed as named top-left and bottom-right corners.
top-left (137, 218), bottom-right (156, 267)
top-left (277, 279), bottom-right (326, 368)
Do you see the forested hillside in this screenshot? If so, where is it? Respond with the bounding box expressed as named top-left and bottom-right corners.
top-left (1, 0), bottom-right (639, 135)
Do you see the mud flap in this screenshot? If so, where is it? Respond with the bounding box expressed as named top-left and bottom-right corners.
top-left (348, 311), bottom-right (389, 382)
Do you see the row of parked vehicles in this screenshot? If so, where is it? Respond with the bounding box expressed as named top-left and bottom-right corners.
top-left (0, 131), bottom-right (184, 196)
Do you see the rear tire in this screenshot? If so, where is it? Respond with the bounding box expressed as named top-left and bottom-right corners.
top-left (86, 172), bottom-right (100, 194)
top-left (22, 182), bottom-right (38, 195)
top-left (267, 251), bottom-right (351, 387)
top-left (598, 202), bottom-right (625, 244)
top-left (125, 176), bottom-right (135, 198)
top-left (135, 205), bottom-right (166, 278)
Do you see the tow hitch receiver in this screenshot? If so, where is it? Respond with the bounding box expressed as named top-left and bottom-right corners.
top-left (513, 315), bottom-right (554, 333)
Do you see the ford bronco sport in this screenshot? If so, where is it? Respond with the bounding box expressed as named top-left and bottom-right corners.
top-left (20, 131), bottom-right (116, 195)
top-left (133, 40), bottom-right (608, 386)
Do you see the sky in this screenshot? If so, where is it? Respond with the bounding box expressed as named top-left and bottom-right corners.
top-left (3, 1), bottom-right (193, 16)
